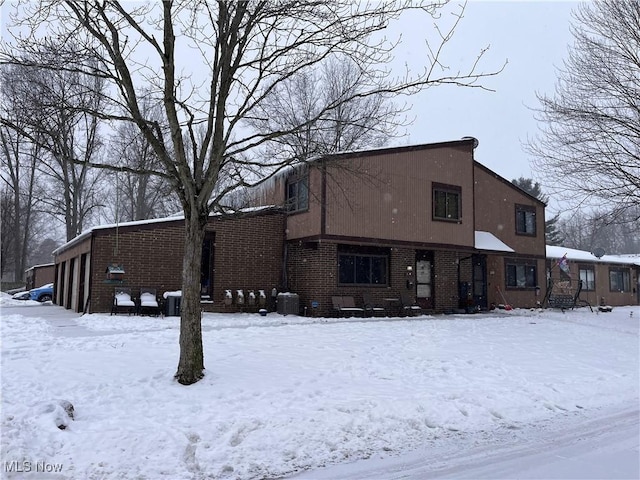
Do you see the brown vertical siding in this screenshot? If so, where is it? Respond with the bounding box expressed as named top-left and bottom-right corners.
top-left (473, 163), bottom-right (546, 309)
top-left (473, 163), bottom-right (546, 256)
top-left (320, 146), bottom-right (475, 247)
top-left (285, 168), bottom-right (323, 240)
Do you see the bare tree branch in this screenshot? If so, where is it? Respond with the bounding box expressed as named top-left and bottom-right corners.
top-left (527, 0), bottom-right (640, 221)
top-left (0, 0), bottom-right (503, 384)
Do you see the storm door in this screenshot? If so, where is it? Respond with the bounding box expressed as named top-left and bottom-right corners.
top-left (416, 251), bottom-right (434, 310)
top-left (201, 233), bottom-right (215, 301)
top-left (472, 254), bottom-right (487, 309)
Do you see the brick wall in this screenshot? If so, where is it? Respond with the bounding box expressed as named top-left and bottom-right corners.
top-left (433, 250), bottom-right (461, 312)
top-left (286, 243), bottom-right (468, 316)
top-left (85, 212), bottom-right (285, 313)
top-left (286, 241), bottom-right (338, 316)
top-left (211, 213), bottom-right (284, 313)
top-left (90, 221), bottom-right (185, 313)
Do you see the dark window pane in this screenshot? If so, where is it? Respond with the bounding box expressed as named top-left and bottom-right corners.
top-left (339, 255), bottom-right (355, 284)
top-left (506, 265), bottom-right (517, 287)
top-left (525, 266), bottom-right (536, 287)
top-left (355, 256), bottom-right (370, 284)
top-left (610, 269), bottom-right (630, 291)
top-left (371, 257), bottom-right (386, 285)
top-left (525, 211), bottom-right (536, 233)
top-left (516, 210), bottom-right (526, 232)
top-left (434, 191), bottom-right (447, 218)
top-left (506, 262), bottom-right (536, 288)
top-left (298, 178), bottom-right (309, 210)
top-left (434, 189), bottom-right (460, 220)
top-left (447, 192), bottom-right (459, 219)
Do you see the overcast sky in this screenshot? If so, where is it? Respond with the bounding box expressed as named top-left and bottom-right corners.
top-left (1, 1), bottom-right (579, 211)
top-left (389, 1), bottom-right (580, 202)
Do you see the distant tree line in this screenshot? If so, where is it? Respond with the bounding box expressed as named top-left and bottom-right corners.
top-left (0, 49), bottom-right (181, 282)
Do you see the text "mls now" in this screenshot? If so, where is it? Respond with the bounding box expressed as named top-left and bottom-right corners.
top-left (4, 460), bottom-right (64, 473)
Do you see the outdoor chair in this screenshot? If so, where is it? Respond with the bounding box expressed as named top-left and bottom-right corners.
top-left (400, 292), bottom-right (422, 316)
top-left (362, 292), bottom-right (386, 317)
top-left (111, 287), bottom-right (136, 316)
top-left (332, 296), bottom-right (365, 318)
top-left (138, 287), bottom-right (161, 316)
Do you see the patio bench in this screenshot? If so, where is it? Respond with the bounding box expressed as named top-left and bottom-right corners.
top-left (332, 296), bottom-right (365, 317)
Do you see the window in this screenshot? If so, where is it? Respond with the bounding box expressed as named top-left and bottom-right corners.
top-left (286, 175), bottom-right (309, 213)
top-left (338, 246), bottom-right (389, 286)
top-left (515, 205), bottom-right (536, 236)
top-left (433, 183), bottom-right (461, 221)
top-left (505, 259), bottom-right (537, 289)
top-left (579, 266), bottom-right (595, 291)
top-left (609, 268), bottom-right (630, 292)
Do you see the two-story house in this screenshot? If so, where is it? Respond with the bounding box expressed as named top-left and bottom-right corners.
top-left (252, 137), bottom-right (546, 314)
top-left (53, 138), bottom-right (547, 315)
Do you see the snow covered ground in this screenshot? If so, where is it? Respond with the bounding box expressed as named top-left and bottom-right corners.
top-left (1, 295), bottom-right (638, 479)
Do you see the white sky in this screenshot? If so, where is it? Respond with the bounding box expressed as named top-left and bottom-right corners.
top-left (389, 1), bottom-right (580, 191)
top-left (1, 1), bottom-right (579, 211)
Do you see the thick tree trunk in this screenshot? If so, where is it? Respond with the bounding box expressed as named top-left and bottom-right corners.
top-left (174, 210), bottom-right (206, 385)
top-left (12, 189), bottom-right (25, 282)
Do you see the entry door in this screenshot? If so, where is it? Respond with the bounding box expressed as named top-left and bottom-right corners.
top-left (472, 255), bottom-right (487, 309)
top-left (416, 252), bottom-right (434, 310)
top-left (201, 233), bottom-right (215, 300)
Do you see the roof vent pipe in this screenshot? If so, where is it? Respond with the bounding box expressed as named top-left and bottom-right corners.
top-left (461, 136), bottom-right (479, 149)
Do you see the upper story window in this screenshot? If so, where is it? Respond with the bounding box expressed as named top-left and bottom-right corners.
top-left (515, 204), bottom-right (536, 236)
top-left (285, 174), bottom-right (309, 213)
top-left (433, 183), bottom-right (461, 222)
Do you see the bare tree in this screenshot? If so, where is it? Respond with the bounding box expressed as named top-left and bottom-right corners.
top-left (2, 1), bottom-right (502, 384)
top-left (248, 55), bottom-right (405, 162)
top-left (1, 46), bottom-right (107, 241)
top-left (107, 98), bottom-right (180, 222)
top-left (527, 0), bottom-right (640, 220)
top-left (557, 208), bottom-right (640, 255)
top-left (0, 76), bottom-right (45, 282)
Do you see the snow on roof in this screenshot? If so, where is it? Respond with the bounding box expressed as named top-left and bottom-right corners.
top-left (25, 263), bottom-right (55, 272)
top-left (546, 245), bottom-right (640, 266)
top-left (474, 231), bottom-right (515, 253)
